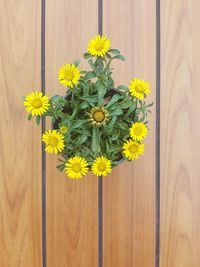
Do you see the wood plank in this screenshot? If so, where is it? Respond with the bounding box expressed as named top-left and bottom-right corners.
top-left (0, 1), bottom-right (42, 266)
top-left (103, 1), bottom-right (156, 266)
top-left (160, 1), bottom-right (200, 266)
top-left (45, 1), bottom-right (98, 266)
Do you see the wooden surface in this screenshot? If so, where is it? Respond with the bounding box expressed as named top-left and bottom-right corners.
top-left (1, 0), bottom-right (200, 266)
top-left (45, 1), bottom-right (98, 266)
top-left (160, 1), bottom-right (200, 267)
top-left (103, 1), bottom-right (156, 266)
top-left (0, 1), bottom-right (42, 267)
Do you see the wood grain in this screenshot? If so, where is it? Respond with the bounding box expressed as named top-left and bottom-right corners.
top-left (103, 1), bottom-right (156, 266)
top-left (160, 1), bottom-right (200, 266)
top-left (0, 1), bottom-right (42, 267)
top-left (45, 1), bottom-right (98, 266)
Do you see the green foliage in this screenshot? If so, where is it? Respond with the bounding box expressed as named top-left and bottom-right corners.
top-left (34, 46), bottom-right (153, 169)
top-left (36, 116), bottom-right (41, 125)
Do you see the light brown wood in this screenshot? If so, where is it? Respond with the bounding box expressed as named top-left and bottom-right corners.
top-left (45, 1), bottom-right (98, 266)
top-left (160, 1), bottom-right (200, 266)
top-left (0, 1), bottom-right (42, 267)
top-left (2, 0), bottom-right (200, 266)
top-left (103, 1), bottom-right (156, 266)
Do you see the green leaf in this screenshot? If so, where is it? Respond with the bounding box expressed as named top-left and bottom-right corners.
top-left (36, 116), bottom-right (41, 125)
top-left (77, 135), bottom-right (88, 145)
top-left (74, 59), bottom-right (80, 66)
top-left (117, 85), bottom-right (129, 92)
top-left (106, 116), bottom-right (117, 134)
top-left (110, 108), bottom-right (123, 116)
top-left (88, 59), bottom-right (96, 71)
top-left (52, 116), bottom-right (56, 124)
top-left (50, 95), bottom-right (66, 109)
top-left (80, 70), bottom-right (87, 74)
top-left (92, 127), bottom-right (100, 153)
top-left (112, 156), bottom-right (125, 166)
top-left (97, 81), bottom-right (107, 105)
top-left (105, 141), bottom-right (110, 151)
top-left (56, 163), bottom-right (65, 172)
top-left (71, 101), bottom-right (79, 117)
top-left (69, 120), bottom-right (85, 131)
top-left (106, 94), bottom-right (123, 108)
top-left (51, 95), bottom-right (60, 102)
top-left (84, 71), bottom-right (97, 81)
top-left (83, 52), bottom-right (92, 59)
top-left (111, 132), bottom-right (120, 141)
top-left (119, 99), bottom-right (133, 109)
top-left (108, 49), bottom-right (120, 55)
top-left (79, 102), bottom-right (90, 109)
top-left (107, 77), bottom-right (114, 87)
top-left (28, 113), bottom-right (32, 120)
top-left (97, 58), bottom-right (104, 71)
top-left (112, 54), bottom-right (125, 61)
top-left (79, 95), bottom-right (98, 104)
top-left (125, 102), bottom-right (137, 117)
top-left (117, 122), bottom-right (129, 131)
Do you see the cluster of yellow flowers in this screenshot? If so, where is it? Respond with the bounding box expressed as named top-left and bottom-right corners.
top-left (40, 121), bottom-right (148, 179)
top-left (23, 35), bottom-right (151, 179)
top-left (41, 129), bottom-right (112, 178)
top-left (123, 122), bottom-right (148, 160)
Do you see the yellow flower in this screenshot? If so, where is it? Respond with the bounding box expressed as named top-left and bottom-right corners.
top-left (128, 78), bottom-right (150, 100)
top-left (123, 139), bottom-right (144, 160)
top-left (59, 125), bottom-right (68, 134)
top-left (42, 130), bottom-right (64, 154)
top-left (130, 122), bottom-right (148, 141)
top-left (88, 106), bottom-right (109, 127)
top-left (65, 156), bottom-right (89, 179)
top-left (58, 64), bottom-right (80, 88)
top-left (92, 156), bottom-right (112, 176)
top-left (88, 35), bottom-right (110, 57)
top-left (23, 91), bottom-right (49, 116)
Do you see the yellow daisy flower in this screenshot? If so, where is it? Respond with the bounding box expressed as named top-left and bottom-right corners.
top-left (58, 64), bottom-right (80, 88)
top-left (65, 156), bottom-right (89, 179)
top-left (59, 125), bottom-right (68, 134)
top-left (42, 130), bottom-right (64, 154)
top-left (23, 91), bottom-right (49, 116)
top-left (130, 122), bottom-right (148, 141)
top-left (87, 35), bottom-right (110, 57)
top-left (88, 106), bottom-right (109, 127)
top-left (92, 156), bottom-right (112, 176)
top-left (128, 78), bottom-right (151, 100)
top-left (123, 139), bottom-right (144, 160)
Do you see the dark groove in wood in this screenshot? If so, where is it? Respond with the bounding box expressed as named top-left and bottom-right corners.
top-left (98, 0), bottom-right (103, 35)
top-left (41, 0), bottom-right (46, 266)
top-left (156, 0), bottom-right (160, 267)
top-left (98, 1), bottom-right (103, 266)
top-left (98, 176), bottom-right (103, 267)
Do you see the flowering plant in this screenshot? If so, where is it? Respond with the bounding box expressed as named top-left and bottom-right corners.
top-left (24, 35), bottom-right (153, 179)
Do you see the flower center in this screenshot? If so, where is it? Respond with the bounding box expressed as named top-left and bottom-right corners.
top-left (98, 162), bottom-right (107, 172)
top-left (135, 85), bottom-right (145, 93)
top-left (129, 144), bottom-right (138, 154)
top-left (72, 163), bottom-right (82, 173)
top-left (65, 70), bottom-right (74, 81)
top-left (93, 110), bottom-right (105, 122)
top-left (95, 42), bottom-right (104, 51)
top-left (49, 136), bottom-right (59, 146)
top-left (134, 127), bottom-right (143, 136)
top-left (31, 98), bottom-right (43, 108)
